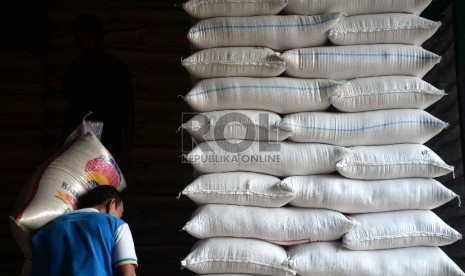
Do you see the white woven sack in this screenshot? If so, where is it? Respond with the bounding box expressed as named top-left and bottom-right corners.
top-left (182, 47), bottom-right (285, 79)
top-left (337, 144), bottom-right (455, 180)
top-left (283, 0), bottom-right (432, 16)
top-left (185, 77), bottom-right (341, 114)
top-left (182, 237), bottom-right (296, 276)
top-left (328, 76), bottom-right (445, 112)
top-left (280, 109), bottom-right (447, 146)
top-left (183, 204), bottom-right (359, 245)
top-left (196, 274), bottom-right (265, 276)
top-left (181, 172), bottom-right (295, 207)
top-left (342, 210), bottom-right (462, 250)
top-left (281, 44), bottom-right (441, 80)
top-left (187, 13), bottom-right (345, 50)
top-left (9, 132), bottom-right (126, 265)
top-left (183, 0), bottom-right (288, 19)
top-left (182, 110), bottom-right (291, 142)
top-left (288, 242), bottom-right (465, 276)
top-left (328, 14), bottom-right (441, 46)
top-left (280, 175), bottom-right (458, 213)
top-left (186, 140), bottom-right (350, 176)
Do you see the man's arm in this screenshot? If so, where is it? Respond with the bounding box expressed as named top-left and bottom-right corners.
top-left (116, 264), bottom-right (136, 276)
top-left (113, 223), bottom-right (138, 274)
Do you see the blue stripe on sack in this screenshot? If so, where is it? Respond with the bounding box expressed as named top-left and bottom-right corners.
top-left (185, 84), bottom-right (339, 98)
top-left (280, 120), bottom-right (447, 132)
top-left (188, 15), bottom-right (342, 36)
top-left (284, 52), bottom-right (438, 60)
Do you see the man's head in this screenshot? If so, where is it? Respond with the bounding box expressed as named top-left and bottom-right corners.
top-left (72, 13), bottom-right (104, 56)
top-left (78, 185), bottom-right (124, 218)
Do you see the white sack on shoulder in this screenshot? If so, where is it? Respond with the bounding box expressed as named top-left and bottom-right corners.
top-left (187, 13), bottom-right (345, 50)
top-left (182, 237), bottom-right (296, 276)
top-left (280, 109), bottom-right (447, 146)
top-left (182, 47), bottom-right (286, 79)
top-left (196, 274), bottom-right (267, 276)
top-left (181, 172), bottom-right (294, 207)
top-left (183, 204), bottom-right (359, 245)
top-left (328, 76), bottom-right (445, 112)
top-left (328, 13), bottom-right (441, 46)
top-left (184, 77), bottom-right (341, 114)
top-left (281, 44), bottom-right (441, 80)
top-left (283, 0), bottom-right (432, 16)
top-left (186, 140), bottom-right (350, 176)
top-left (342, 210), bottom-right (462, 250)
top-left (337, 144), bottom-right (454, 180)
top-left (9, 132), bottom-right (126, 263)
top-left (183, 0), bottom-right (288, 19)
top-left (288, 241), bottom-right (465, 276)
top-left (182, 110), bottom-right (291, 142)
top-left (280, 175), bottom-right (458, 213)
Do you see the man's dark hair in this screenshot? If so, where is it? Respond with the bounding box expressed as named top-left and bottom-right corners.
top-left (78, 185), bottom-right (123, 209)
top-left (72, 13), bottom-right (103, 35)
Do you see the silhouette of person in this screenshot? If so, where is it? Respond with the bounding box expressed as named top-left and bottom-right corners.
top-left (61, 13), bottom-right (134, 170)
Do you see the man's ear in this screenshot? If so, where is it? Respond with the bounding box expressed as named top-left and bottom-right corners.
top-left (105, 199), bottom-right (115, 214)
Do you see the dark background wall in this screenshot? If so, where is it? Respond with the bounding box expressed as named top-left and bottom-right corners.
top-left (2, 1), bottom-right (196, 275)
top-left (0, 0), bottom-right (463, 275)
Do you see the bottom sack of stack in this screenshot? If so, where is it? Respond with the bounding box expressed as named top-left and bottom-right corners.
top-left (289, 241), bottom-right (465, 276)
top-left (182, 238), bottom-right (465, 276)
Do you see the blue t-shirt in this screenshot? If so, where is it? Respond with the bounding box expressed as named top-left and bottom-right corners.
top-left (31, 208), bottom-right (138, 276)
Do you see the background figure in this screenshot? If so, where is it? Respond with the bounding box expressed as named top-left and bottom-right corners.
top-left (61, 13), bottom-right (134, 169)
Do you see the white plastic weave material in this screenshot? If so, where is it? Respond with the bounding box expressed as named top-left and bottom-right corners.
top-left (187, 13), bottom-right (345, 50)
top-left (337, 144), bottom-right (455, 180)
top-left (182, 237), bottom-right (296, 276)
top-left (280, 175), bottom-right (458, 213)
top-left (281, 44), bottom-right (441, 80)
top-left (342, 210), bottom-right (462, 250)
top-left (9, 132), bottom-right (126, 264)
top-left (182, 47), bottom-right (286, 79)
top-left (185, 77), bottom-right (341, 114)
top-left (181, 172), bottom-right (294, 207)
top-left (283, 0), bottom-right (432, 16)
top-left (196, 274), bottom-right (265, 276)
top-left (280, 109), bottom-right (447, 146)
top-left (328, 13), bottom-right (441, 46)
top-left (182, 110), bottom-right (291, 142)
top-left (183, 204), bottom-right (359, 245)
top-left (328, 76), bottom-right (445, 112)
top-left (10, 132), bottom-right (126, 233)
top-left (186, 140), bottom-right (350, 176)
top-left (288, 242), bottom-right (465, 276)
top-left (183, 0), bottom-right (288, 19)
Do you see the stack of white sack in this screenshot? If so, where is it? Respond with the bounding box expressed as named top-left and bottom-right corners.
top-left (180, 1), bottom-right (356, 275)
top-left (180, 0), bottom-right (465, 275)
top-left (179, 172), bottom-right (295, 275)
top-left (275, 0), bottom-right (463, 274)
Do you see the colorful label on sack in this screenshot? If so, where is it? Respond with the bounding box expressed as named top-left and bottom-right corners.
top-left (55, 155), bottom-right (122, 210)
top-left (85, 155), bottom-right (122, 189)
top-left (56, 181), bottom-right (79, 210)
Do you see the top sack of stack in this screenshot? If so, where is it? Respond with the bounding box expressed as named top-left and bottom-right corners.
top-left (183, 0), bottom-right (289, 19)
top-left (328, 13), bottom-right (441, 46)
top-left (187, 13), bottom-right (345, 50)
top-left (283, 0), bottom-right (432, 16)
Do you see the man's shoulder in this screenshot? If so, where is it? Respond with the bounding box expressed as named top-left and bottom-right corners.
top-left (54, 209), bottom-right (126, 227)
